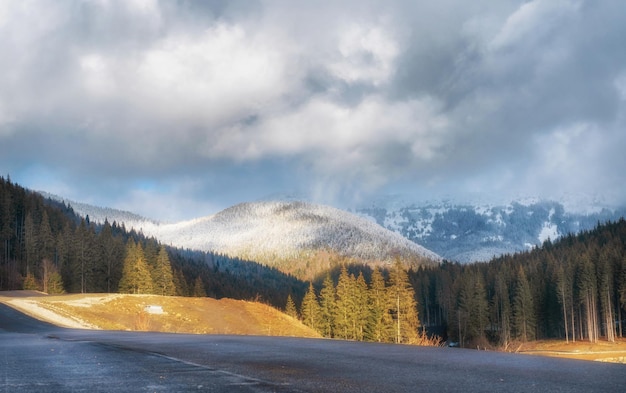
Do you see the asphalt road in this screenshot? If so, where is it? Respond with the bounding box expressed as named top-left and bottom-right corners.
top-left (1, 303), bottom-right (625, 392)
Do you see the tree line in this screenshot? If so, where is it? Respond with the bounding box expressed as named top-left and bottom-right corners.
top-left (289, 262), bottom-right (440, 345)
top-left (0, 176), bottom-right (306, 308)
top-left (410, 219), bottom-right (626, 347)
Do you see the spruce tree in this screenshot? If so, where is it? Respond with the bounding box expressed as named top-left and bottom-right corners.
top-left (354, 272), bottom-right (369, 341)
top-left (318, 274), bottom-right (337, 337)
top-left (335, 266), bottom-right (356, 339)
top-left (285, 294), bottom-right (298, 319)
top-left (388, 260), bottom-right (420, 344)
top-left (119, 241), bottom-right (154, 294)
top-left (301, 282), bottom-right (320, 331)
top-left (512, 267), bottom-right (535, 341)
top-left (153, 246), bottom-right (176, 296)
top-left (366, 267), bottom-right (392, 342)
top-left (193, 276), bottom-right (207, 297)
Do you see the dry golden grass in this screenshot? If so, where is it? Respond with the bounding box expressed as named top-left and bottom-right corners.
top-left (0, 291), bottom-right (320, 338)
top-left (512, 338), bottom-right (626, 364)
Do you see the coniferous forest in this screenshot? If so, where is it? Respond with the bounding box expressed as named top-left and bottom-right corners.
top-left (1, 175), bottom-right (625, 348)
top-left (410, 219), bottom-right (626, 347)
top-left (0, 176), bottom-right (306, 307)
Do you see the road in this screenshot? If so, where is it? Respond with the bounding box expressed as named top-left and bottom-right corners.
top-left (1, 303), bottom-right (624, 392)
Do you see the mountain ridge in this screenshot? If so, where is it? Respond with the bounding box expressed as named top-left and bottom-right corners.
top-left (43, 192), bottom-right (626, 265)
top-left (356, 199), bottom-right (626, 262)
top-left (42, 195), bottom-right (441, 278)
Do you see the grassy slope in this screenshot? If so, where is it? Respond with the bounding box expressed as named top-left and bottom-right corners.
top-left (0, 291), bottom-right (320, 338)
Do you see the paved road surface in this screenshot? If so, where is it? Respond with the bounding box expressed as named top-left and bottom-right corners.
top-left (1, 303), bottom-right (624, 392)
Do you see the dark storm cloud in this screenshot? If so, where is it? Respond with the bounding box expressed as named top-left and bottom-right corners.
top-left (0, 0), bottom-right (624, 220)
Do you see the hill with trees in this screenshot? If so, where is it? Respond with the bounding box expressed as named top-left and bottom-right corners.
top-left (410, 219), bottom-right (626, 347)
top-left (0, 176), bottom-right (306, 309)
top-left (54, 198), bottom-right (441, 280)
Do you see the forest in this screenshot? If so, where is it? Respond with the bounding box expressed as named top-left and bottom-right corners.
top-left (410, 219), bottom-right (626, 347)
top-left (0, 176), bottom-right (306, 307)
top-left (1, 175), bottom-right (625, 348)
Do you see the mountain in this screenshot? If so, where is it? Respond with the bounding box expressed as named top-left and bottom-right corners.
top-left (39, 191), bottom-right (158, 228)
top-left (50, 197), bottom-right (441, 279)
top-left (356, 198), bottom-right (626, 263)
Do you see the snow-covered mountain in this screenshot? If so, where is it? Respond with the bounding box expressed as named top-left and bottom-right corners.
top-left (47, 190), bottom-right (625, 266)
top-left (356, 199), bottom-right (626, 263)
top-left (151, 201), bottom-right (439, 263)
top-left (46, 194), bottom-right (440, 277)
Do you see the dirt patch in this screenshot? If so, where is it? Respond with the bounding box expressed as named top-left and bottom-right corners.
top-left (0, 291), bottom-right (320, 338)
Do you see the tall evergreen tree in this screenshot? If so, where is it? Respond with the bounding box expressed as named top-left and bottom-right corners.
top-left (119, 241), bottom-right (154, 294)
top-left (335, 266), bottom-right (356, 339)
top-left (353, 272), bottom-right (370, 341)
top-left (193, 276), bottom-right (207, 297)
top-left (366, 267), bottom-right (392, 342)
top-left (301, 282), bottom-right (320, 331)
top-left (512, 267), bottom-right (535, 341)
top-left (577, 254), bottom-right (599, 342)
top-left (153, 245), bottom-right (176, 296)
top-left (318, 274), bottom-right (337, 338)
top-left (388, 260), bottom-right (420, 344)
top-left (285, 294), bottom-right (298, 319)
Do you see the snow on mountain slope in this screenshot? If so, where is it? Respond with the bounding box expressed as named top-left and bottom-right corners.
top-left (147, 201), bottom-right (441, 265)
top-left (357, 199), bottom-right (626, 263)
top-left (46, 194), bottom-right (441, 273)
top-left (40, 192), bottom-right (159, 228)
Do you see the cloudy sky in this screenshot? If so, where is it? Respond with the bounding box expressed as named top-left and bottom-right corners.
top-left (1, 0), bottom-right (625, 221)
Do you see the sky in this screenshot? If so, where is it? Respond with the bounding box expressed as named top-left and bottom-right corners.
top-left (1, 0), bottom-right (625, 222)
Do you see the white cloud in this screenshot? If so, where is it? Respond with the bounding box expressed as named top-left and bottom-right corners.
top-left (489, 0), bottom-right (580, 51)
top-left (1, 0), bottom-right (625, 218)
top-left (328, 24), bottom-right (400, 85)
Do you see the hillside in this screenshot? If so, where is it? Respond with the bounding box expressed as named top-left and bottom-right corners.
top-left (1, 291), bottom-right (320, 338)
top-left (61, 199), bottom-right (441, 279)
top-left (358, 198), bottom-right (626, 262)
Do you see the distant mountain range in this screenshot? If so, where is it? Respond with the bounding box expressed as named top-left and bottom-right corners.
top-left (355, 199), bottom-right (626, 262)
top-left (43, 192), bottom-right (626, 265)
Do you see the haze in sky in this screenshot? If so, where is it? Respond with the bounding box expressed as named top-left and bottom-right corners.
top-left (1, 0), bottom-right (625, 221)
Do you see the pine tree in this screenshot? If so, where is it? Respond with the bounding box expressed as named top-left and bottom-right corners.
top-left (366, 267), bottom-right (392, 342)
top-left (98, 220), bottom-right (124, 293)
top-left (388, 260), bottom-right (420, 344)
top-left (193, 276), bottom-right (207, 297)
top-left (153, 246), bottom-right (175, 296)
top-left (24, 212), bottom-right (37, 278)
top-left (353, 272), bottom-right (370, 341)
top-left (301, 282), bottom-right (320, 331)
top-left (577, 254), bottom-right (599, 342)
top-left (335, 266), bottom-right (356, 339)
top-left (318, 274), bottom-right (336, 337)
top-left (22, 272), bottom-right (39, 291)
top-left (493, 271), bottom-right (511, 347)
top-left (119, 241), bottom-right (154, 294)
top-left (173, 268), bottom-right (189, 297)
top-left (512, 267), bottom-right (535, 341)
top-left (555, 263), bottom-right (572, 342)
top-left (285, 294), bottom-right (298, 319)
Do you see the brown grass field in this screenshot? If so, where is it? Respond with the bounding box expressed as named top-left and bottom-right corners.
top-left (0, 290), bottom-right (320, 338)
